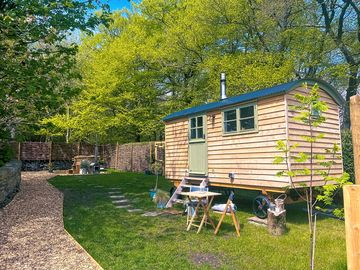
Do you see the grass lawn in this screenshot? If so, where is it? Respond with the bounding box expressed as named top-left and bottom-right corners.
top-left (49, 172), bottom-right (346, 270)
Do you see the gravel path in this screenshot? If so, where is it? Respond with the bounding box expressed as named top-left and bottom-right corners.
top-left (0, 172), bottom-right (102, 270)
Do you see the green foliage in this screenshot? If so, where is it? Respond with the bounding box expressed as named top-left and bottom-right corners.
top-left (341, 129), bottom-right (355, 183)
top-left (0, 0), bottom-right (110, 140)
top-left (273, 84), bottom-right (351, 268)
top-left (0, 143), bottom-right (14, 167)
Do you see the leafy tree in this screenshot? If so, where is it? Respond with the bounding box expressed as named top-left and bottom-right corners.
top-left (274, 83), bottom-right (351, 270)
top-left (314, 0), bottom-right (360, 128)
top-left (0, 0), bottom-right (109, 141)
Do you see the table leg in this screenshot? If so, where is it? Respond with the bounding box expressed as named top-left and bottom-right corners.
top-left (197, 196), bottom-right (216, 233)
top-left (187, 200), bottom-right (201, 231)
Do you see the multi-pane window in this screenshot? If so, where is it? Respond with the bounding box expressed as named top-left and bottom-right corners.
top-left (224, 109), bottom-right (237, 133)
top-left (190, 116), bottom-right (204, 140)
top-left (240, 105), bottom-right (255, 130)
top-left (223, 104), bottom-right (256, 134)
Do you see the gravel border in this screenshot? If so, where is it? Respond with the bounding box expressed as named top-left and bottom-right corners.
top-left (0, 172), bottom-right (103, 270)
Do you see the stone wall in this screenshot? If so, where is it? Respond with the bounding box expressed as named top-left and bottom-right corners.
top-left (0, 160), bottom-right (21, 207)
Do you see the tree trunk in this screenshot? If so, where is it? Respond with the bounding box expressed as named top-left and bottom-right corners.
top-left (343, 66), bottom-right (360, 129)
top-left (267, 209), bottom-right (286, 236)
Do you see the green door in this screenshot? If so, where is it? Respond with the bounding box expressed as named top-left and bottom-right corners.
top-left (188, 115), bottom-right (207, 175)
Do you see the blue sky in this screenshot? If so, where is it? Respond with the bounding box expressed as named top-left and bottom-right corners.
top-left (107, 0), bottom-right (132, 11)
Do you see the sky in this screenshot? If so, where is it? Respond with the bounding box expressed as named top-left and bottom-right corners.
top-left (107, 0), bottom-right (133, 11)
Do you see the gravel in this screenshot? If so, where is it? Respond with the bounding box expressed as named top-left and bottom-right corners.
top-left (0, 171), bottom-right (102, 270)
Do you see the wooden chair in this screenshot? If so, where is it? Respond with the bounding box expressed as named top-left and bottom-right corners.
top-left (213, 191), bottom-right (240, 237)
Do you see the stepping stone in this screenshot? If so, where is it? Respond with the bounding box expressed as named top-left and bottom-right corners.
top-left (142, 211), bottom-right (162, 217)
top-left (112, 199), bottom-right (128, 204)
top-left (247, 216), bottom-right (267, 227)
top-left (127, 209), bottom-right (143, 213)
top-left (108, 188), bottom-right (121, 190)
top-left (109, 195), bottom-right (125, 199)
top-left (94, 185), bottom-right (104, 188)
top-left (115, 205), bottom-right (131, 209)
top-left (108, 191), bottom-right (122, 194)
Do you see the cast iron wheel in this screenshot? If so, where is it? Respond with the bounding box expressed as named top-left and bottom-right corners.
top-left (253, 195), bottom-right (271, 219)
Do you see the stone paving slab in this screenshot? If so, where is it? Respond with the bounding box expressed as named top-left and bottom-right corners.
top-left (127, 209), bottom-right (143, 213)
top-left (109, 195), bottom-right (125, 199)
top-left (115, 205), bottom-right (131, 209)
top-left (0, 172), bottom-right (102, 270)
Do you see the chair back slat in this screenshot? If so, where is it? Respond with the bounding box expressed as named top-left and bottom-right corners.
top-left (228, 191), bottom-right (235, 202)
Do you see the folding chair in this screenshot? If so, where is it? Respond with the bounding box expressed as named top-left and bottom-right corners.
top-left (212, 191), bottom-right (240, 237)
top-left (186, 186), bottom-right (209, 226)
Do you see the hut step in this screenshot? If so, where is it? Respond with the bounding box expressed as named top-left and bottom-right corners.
top-left (165, 177), bottom-right (208, 208)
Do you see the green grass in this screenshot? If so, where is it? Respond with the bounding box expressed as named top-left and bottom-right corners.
top-left (49, 172), bottom-right (346, 270)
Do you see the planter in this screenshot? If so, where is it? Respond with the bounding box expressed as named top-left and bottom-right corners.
top-left (149, 189), bottom-right (156, 200)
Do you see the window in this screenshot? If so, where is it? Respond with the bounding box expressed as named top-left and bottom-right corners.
top-left (223, 103), bottom-right (257, 134)
top-left (240, 105), bottom-right (255, 130)
top-left (189, 116), bottom-right (204, 140)
top-left (224, 109), bottom-right (237, 133)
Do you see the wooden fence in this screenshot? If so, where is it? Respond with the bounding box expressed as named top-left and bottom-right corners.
top-left (10, 141), bottom-right (164, 173)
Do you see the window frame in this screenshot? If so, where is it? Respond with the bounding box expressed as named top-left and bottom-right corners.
top-left (189, 115), bottom-right (206, 142)
top-left (222, 102), bottom-right (258, 135)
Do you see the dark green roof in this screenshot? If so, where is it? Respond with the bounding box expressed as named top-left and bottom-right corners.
top-left (163, 78), bottom-right (344, 122)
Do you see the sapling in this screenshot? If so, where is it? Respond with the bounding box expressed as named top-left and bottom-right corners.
top-left (274, 83), bottom-right (351, 270)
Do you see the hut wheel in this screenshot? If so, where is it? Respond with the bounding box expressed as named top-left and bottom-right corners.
top-left (253, 195), bottom-right (271, 219)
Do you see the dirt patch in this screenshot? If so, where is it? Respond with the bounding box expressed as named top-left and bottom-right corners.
top-left (190, 252), bottom-right (223, 268)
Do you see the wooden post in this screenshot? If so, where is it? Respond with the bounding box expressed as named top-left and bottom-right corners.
top-left (77, 142), bottom-right (81, 156)
top-left (48, 141), bottom-right (52, 165)
top-left (115, 142), bottom-right (119, 169)
top-left (344, 95), bottom-right (360, 269)
top-left (18, 142), bottom-right (21, 160)
top-left (343, 185), bottom-right (360, 270)
top-left (130, 143), bottom-right (134, 172)
top-left (350, 95), bottom-right (360, 184)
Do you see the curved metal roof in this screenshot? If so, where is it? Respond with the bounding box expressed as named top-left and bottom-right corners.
top-left (163, 78), bottom-right (344, 122)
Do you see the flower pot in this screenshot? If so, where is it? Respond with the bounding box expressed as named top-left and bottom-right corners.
top-left (149, 189), bottom-right (156, 200)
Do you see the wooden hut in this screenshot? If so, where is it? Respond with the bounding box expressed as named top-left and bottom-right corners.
top-left (163, 76), bottom-right (344, 215)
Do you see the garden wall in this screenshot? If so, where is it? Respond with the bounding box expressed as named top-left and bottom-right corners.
top-left (0, 160), bottom-right (21, 207)
top-left (10, 141), bottom-right (164, 173)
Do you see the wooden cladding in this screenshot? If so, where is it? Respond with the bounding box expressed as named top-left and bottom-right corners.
top-left (164, 85), bottom-right (343, 191)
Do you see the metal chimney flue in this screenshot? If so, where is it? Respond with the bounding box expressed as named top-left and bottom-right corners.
top-left (220, 72), bottom-right (227, 100)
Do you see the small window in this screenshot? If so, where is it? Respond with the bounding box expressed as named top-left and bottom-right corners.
top-left (224, 109), bottom-right (237, 133)
top-left (189, 116), bottom-right (205, 140)
top-left (239, 105), bottom-right (255, 130)
top-left (223, 104), bottom-right (257, 134)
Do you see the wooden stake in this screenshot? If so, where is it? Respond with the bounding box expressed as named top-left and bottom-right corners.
top-left (18, 142), bottom-right (21, 160)
top-left (343, 185), bottom-right (360, 270)
top-left (350, 95), bottom-right (360, 184)
top-left (345, 95), bottom-right (360, 269)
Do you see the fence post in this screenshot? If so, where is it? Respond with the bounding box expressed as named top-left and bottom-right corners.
top-left (48, 141), bottom-right (52, 166)
top-left (115, 142), bottom-right (119, 169)
top-left (18, 142), bottom-right (21, 160)
top-left (350, 95), bottom-right (360, 184)
top-left (77, 142), bottom-right (81, 156)
top-left (130, 143), bottom-right (134, 172)
top-left (344, 95), bottom-right (360, 269)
